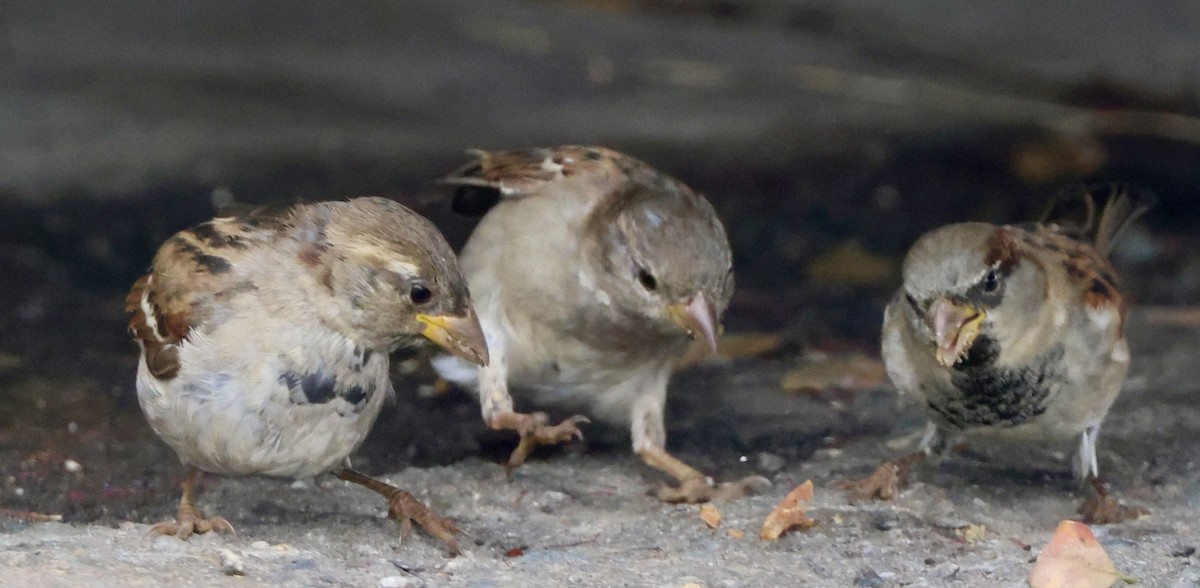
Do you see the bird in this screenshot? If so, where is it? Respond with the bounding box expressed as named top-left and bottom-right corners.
top-left (125, 196), bottom-right (488, 554)
top-left (843, 187), bottom-right (1150, 522)
top-left (430, 146), bottom-right (767, 503)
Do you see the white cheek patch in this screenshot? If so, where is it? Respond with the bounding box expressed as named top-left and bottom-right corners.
top-left (1053, 303), bottom-right (1068, 327)
top-left (1086, 305), bottom-right (1117, 331)
top-left (1110, 339), bottom-right (1130, 363)
top-left (577, 268), bottom-right (612, 306)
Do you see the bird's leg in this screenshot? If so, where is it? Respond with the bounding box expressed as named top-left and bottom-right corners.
top-left (838, 422), bottom-right (943, 503)
top-left (149, 466), bottom-right (235, 539)
top-left (335, 467), bottom-right (462, 555)
top-left (479, 359), bottom-right (587, 476)
top-left (632, 395), bottom-right (768, 503)
top-left (1074, 426), bottom-right (1148, 524)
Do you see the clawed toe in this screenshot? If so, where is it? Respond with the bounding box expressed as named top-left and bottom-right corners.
top-left (655, 475), bottom-right (772, 504)
top-left (1079, 478), bottom-right (1149, 524)
top-left (149, 510), bottom-right (235, 540)
top-left (838, 462), bottom-right (904, 503)
top-left (387, 491), bottom-right (462, 556)
top-left (504, 413), bottom-right (590, 475)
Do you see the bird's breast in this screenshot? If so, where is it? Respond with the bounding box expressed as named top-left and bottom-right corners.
top-left (924, 343), bottom-right (1066, 429)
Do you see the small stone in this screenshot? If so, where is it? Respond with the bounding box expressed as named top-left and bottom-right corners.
top-left (756, 452), bottom-right (785, 473)
top-left (379, 575), bottom-right (422, 588)
top-left (218, 548), bottom-right (246, 576)
top-left (872, 514), bottom-right (897, 531)
top-left (853, 567), bottom-right (884, 588)
top-left (67, 422), bottom-right (79, 434)
top-left (290, 479), bottom-right (309, 489)
top-left (63, 460), bottom-right (82, 473)
top-left (249, 540), bottom-right (271, 550)
top-left (356, 544), bottom-right (381, 556)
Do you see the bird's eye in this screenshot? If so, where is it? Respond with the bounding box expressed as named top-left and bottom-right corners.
top-left (637, 268), bottom-right (658, 291)
top-left (409, 282), bottom-right (432, 304)
top-left (982, 270), bottom-right (1000, 293)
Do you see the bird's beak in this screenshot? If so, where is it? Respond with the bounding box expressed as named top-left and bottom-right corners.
top-left (927, 298), bottom-right (985, 367)
top-left (416, 310), bottom-right (489, 366)
top-left (668, 293), bottom-right (721, 358)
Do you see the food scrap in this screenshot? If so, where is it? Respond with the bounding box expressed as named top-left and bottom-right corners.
top-left (699, 504), bottom-right (722, 529)
top-left (760, 480), bottom-right (816, 540)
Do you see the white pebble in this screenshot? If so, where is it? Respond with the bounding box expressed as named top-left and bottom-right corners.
top-left (249, 540), bottom-right (271, 550)
top-left (219, 548), bottom-right (246, 576)
top-left (379, 576), bottom-right (422, 588)
top-left (63, 459), bottom-right (82, 473)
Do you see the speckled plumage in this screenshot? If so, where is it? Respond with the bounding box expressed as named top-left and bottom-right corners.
top-left (126, 197), bottom-right (486, 551)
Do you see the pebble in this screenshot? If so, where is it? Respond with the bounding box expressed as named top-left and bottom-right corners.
top-left (756, 452), bottom-right (785, 473)
top-left (249, 540), bottom-right (271, 550)
top-left (218, 548), bottom-right (246, 576)
top-left (379, 575), bottom-right (423, 588)
top-left (63, 460), bottom-right (82, 473)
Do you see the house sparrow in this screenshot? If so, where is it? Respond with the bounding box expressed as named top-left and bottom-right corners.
top-left (125, 197), bottom-right (488, 553)
top-left (431, 146), bottom-right (766, 503)
top-left (844, 188), bottom-right (1150, 522)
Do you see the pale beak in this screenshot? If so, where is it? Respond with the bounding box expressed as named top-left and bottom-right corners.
top-left (668, 293), bottom-right (720, 358)
top-left (416, 310), bottom-right (489, 366)
top-left (928, 298), bottom-right (985, 367)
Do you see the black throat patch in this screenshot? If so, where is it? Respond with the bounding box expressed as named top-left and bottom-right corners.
top-left (926, 337), bottom-right (1064, 428)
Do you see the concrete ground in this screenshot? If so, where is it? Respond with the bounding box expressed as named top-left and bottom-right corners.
top-left (1, 313), bottom-right (1198, 587)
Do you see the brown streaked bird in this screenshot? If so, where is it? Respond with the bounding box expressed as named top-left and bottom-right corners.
top-left (844, 188), bottom-right (1150, 523)
top-left (126, 197), bottom-right (488, 554)
top-left (431, 146), bottom-right (767, 503)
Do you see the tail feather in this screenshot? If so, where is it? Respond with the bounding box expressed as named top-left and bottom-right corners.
top-left (1093, 185), bottom-right (1154, 257)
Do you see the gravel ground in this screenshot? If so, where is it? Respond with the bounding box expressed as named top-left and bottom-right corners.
top-left (2, 313), bottom-right (1198, 587)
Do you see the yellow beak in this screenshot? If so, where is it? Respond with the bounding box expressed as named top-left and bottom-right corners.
top-left (668, 293), bottom-right (721, 358)
top-left (928, 298), bottom-right (985, 367)
top-left (416, 310), bottom-right (489, 366)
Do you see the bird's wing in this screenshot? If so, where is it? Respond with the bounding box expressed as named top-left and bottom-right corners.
top-left (437, 146), bottom-right (679, 217)
top-left (125, 209), bottom-right (293, 379)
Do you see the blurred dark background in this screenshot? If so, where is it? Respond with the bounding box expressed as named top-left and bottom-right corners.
top-left (1, 0), bottom-right (1197, 520)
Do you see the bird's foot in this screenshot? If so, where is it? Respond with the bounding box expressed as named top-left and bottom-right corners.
top-left (654, 474), bottom-right (772, 504)
top-left (149, 503), bottom-right (235, 540)
top-left (838, 451), bottom-right (925, 503)
top-left (386, 487), bottom-right (463, 556)
top-left (1078, 478), bottom-right (1149, 525)
top-left (492, 412), bottom-right (589, 476)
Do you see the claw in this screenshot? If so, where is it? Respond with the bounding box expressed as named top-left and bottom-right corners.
top-left (499, 412), bottom-right (590, 477)
top-left (838, 451), bottom-right (926, 503)
top-left (148, 506), bottom-right (235, 540)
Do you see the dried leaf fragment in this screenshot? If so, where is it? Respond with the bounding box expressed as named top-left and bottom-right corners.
top-left (760, 480), bottom-right (816, 540)
top-left (727, 528), bottom-right (745, 540)
top-left (1029, 520), bottom-right (1136, 588)
top-left (699, 504), bottom-right (722, 529)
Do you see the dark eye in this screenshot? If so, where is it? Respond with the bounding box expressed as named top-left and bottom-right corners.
top-left (409, 282), bottom-right (432, 304)
top-left (637, 268), bottom-right (658, 291)
top-left (982, 270), bottom-right (1000, 293)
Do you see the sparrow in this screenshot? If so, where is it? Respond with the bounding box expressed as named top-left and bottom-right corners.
top-left (431, 146), bottom-right (766, 503)
top-left (843, 187), bottom-right (1150, 522)
top-left (125, 196), bottom-right (488, 553)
